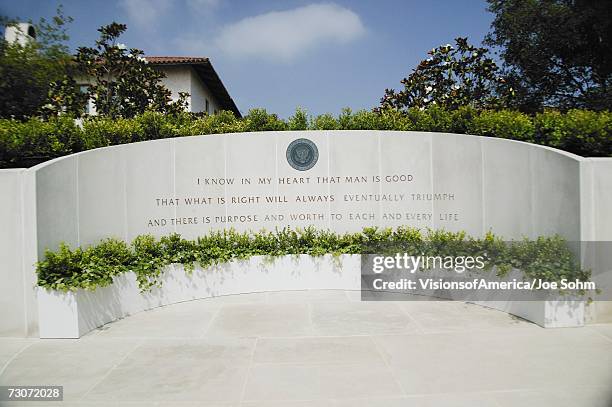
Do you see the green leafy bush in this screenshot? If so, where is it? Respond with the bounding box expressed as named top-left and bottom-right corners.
top-left (533, 110), bottom-right (567, 147)
top-left (0, 116), bottom-right (82, 165)
top-left (405, 105), bottom-right (456, 132)
top-left (37, 243), bottom-right (85, 292)
top-left (310, 113), bottom-right (340, 130)
top-left (555, 110), bottom-right (612, 157)
top-left (467, 110), bottom-right (535, 141)
top-left (1, 107), bottom-right (610, 168)
top-left (175, 110), bottom-right (246, 136)
top-left (36, 227), bottom-right (592, 298)
top-left (287, 107), bottom-right (309, 130)
top-left (243, 108), bottom-right (287, 132)
top-left (82, 116), bottom-right (144, 149)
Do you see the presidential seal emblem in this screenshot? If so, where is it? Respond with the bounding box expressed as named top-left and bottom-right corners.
top-left (286, 138), bottom-right (318, 171)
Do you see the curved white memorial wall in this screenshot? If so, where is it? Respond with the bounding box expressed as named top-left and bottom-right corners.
top-left (1, 131), bottom-right (611, 336)
top-left (35, 131), bottom-right (583, 246)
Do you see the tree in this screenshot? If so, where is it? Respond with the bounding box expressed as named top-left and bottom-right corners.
top-left (60, 22), bottom-right (188, 118)
top-left (379, 37), bottom-right (513, 112)
top-left (485, 0), bottom-right (612, 112)
top-left (0, 7), bottom-right (75, 119)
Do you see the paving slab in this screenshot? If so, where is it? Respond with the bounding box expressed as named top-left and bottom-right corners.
top-left (1, 290), bottom-right (611, 406)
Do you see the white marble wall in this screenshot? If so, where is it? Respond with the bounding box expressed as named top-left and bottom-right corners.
top-left (30, 132), bottom-right (588, 245)
top-left (581, 158), bottom-right (612, 322)
top-left (1, 131), bottom-right (611, 336)
top-left (0, 170), bottom-right (26, 336)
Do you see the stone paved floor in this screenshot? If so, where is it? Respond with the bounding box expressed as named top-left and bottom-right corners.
top-left (1, 290), bottom-right (612, 406)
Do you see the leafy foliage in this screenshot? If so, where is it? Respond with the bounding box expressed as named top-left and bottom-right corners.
top-left (47, 23), bottom-right (189, 118)
top-left (0, 7), bottom-right (75, 119)
top-left (467, 109), bottom-right (535, 141)
top-left (36, 227), bottom-right (592, 298)
top-left (1, 107), bottom-right (609, 168)
top-left (0, 115), bottom-right (84, 165)
top-left (485, 0), bottom-right (612, 112)
top-left (379, 37), bottom-right (513, 112)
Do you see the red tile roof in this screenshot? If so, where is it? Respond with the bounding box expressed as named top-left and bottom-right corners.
top-left (145, 56), bottom-right (240, 117)
top-left (144, 56), bottom-right (209, 64)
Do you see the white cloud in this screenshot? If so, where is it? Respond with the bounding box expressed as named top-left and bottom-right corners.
top-left (187, 0), bottom-right (220, 11)
top-left (119, 0), bottom-right (219, 28)
top-left (118, 0), bottom-right (172, 28)
top-left (214, 3), bottom-right (365, 62)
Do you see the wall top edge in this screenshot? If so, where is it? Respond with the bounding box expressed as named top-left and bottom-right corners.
top-left (583, 157), bottom-right (612, 161)
top-left (20, 130), bottom-right (591, 173)
top-left (0, 168), bottom-right (26, 173)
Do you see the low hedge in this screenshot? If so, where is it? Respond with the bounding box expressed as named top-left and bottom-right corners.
top-left (36, 226), bottom-right (592, 297)
top-left (1, 107), bottom-right (610, 167)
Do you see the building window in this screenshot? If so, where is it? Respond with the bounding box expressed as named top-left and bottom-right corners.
top-left (205, 99), bottom-right (210, 114)
top-left (79, 85), bottom-right (91, 114)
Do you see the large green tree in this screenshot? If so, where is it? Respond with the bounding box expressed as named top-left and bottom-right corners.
top-left (378, 37), bottom-right (513, 112)
top-left (59, 22), bottom-right (188, 118)
top-left (485, 0), bottom-right (612, 111)
top-left (0, 7), bottom-right (76, 119)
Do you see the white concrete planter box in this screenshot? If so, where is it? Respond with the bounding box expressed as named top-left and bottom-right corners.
top-left (37, 255), bottom-right (585, 338)
top-left (467, 268), bottom-right (585, 328)
top-left (38, 254), bottom-right (361, 338)
top-left (473, 299), bottom-right (585, 328)
top-left (403, 268), bottom-right (586, 329)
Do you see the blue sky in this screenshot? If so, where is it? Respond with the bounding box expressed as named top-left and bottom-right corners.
top-left (1, 0), bottom-right (494, 117)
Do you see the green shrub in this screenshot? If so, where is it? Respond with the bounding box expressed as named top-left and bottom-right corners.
top-left (338, 108), bottom-right (381, 130)
top-left (310, 113), bottom-right (339, 130)
top-left (0, 119), bottom-right (18, 164)
top-left (533, 110), bottom-right (567, 147)
top-left (131, 234), bottom-right (168, 290)
top-left (376, 108), bottom-right (412, 131)
top-left (288, 107), bottom-right (308, 130)
top-left (243, 108), bottom-right (287, 132)
top-left (557, 110), bottom-right (612, 157)
top-left (36, 227), bottom-right (593, 298)
top-left (80, 238), bottom-right (133, 289)
top-left (0, 116), bottom-right (82, 166)
top-left (467, 110), bottom-right (535, 141)
top-left (405, 105), bottom-right (455, 132)
top-left (37, 243), bottom-right (85, 292)
top-left (532, 110), bottom-right (612, 156)
top-left (174, 110), bottom-right (246, 137)
top-left (447, 106), bottom-right (478, 134)
top-left (82, 116), bottom-right (144, 149)
top-left (134, 110), bottom-right (181, 140)
top-left (1, 107), bottom-right (610, 168)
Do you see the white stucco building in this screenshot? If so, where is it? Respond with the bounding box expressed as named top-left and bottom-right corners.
top-left (3, 22), bottom-right (37, 46)
top-left (79, 56), bottom-right (241, 117)
top-left (145, 56), bottom-right (241, 117)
